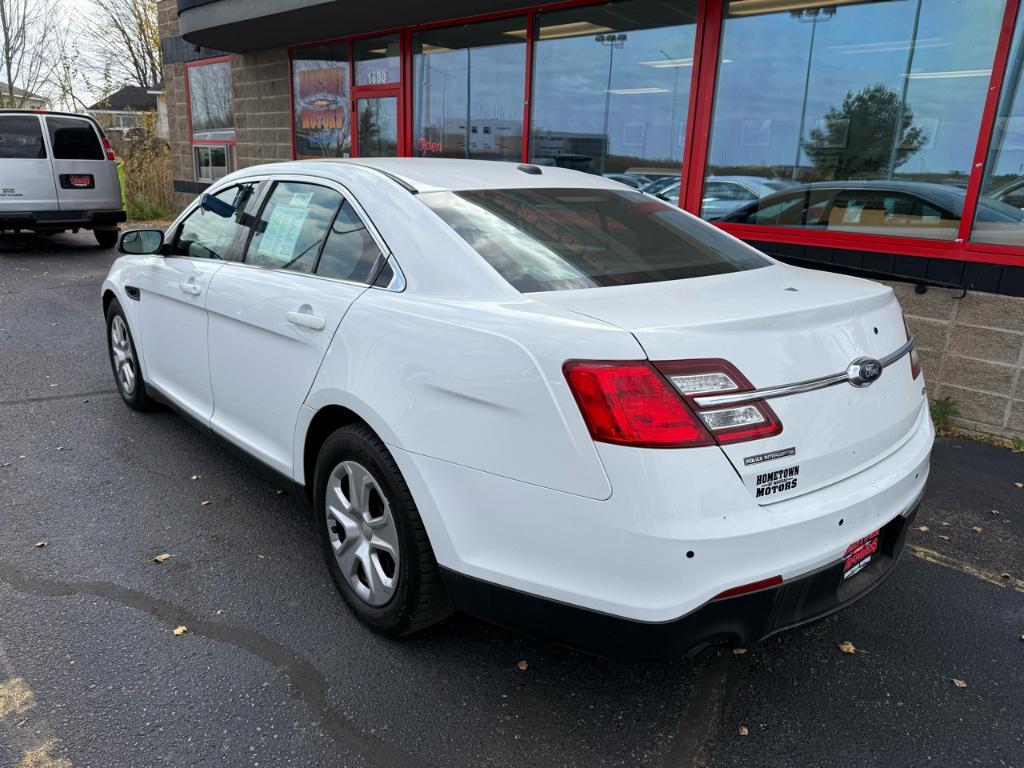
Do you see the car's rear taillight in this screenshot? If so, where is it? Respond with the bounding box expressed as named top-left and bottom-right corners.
top-left (563, 361), bottom-right (714, 448)
top-left (564, 358), bottom-right (781, 448)
top-left (902, 313), bottom-right (922, 380)
top-left (102, 136), bottom-right (116, 161)
top-left (655, 359), bottom-right (783, 444)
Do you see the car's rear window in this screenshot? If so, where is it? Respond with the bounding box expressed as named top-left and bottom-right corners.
top-left (419, 188), bottom-right (769, 292)
top-left (0, 115), bottom-right (46, 159)
top-left (46, 116), bottom-right (104, 160)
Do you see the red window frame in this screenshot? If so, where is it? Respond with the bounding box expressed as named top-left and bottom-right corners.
top-left (284, 0), bottom-right (1024, 269)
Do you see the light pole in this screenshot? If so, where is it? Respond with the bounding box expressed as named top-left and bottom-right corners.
top-left (792, 8), bottom-right (835, 180)
top-left (595, 33), bottom-right (626, 174)
top-left (887, 0), bottom-right (923, 179)
top-left (661, 48), bottom-right (681, 161)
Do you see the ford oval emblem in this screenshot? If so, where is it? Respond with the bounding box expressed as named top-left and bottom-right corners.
top-left (846, 357), bottom-right (884, 388)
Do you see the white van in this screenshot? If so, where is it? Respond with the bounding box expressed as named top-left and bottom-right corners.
top-left (0, 110), bottom-right (126, 246)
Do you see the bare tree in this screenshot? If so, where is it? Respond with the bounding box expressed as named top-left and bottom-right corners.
top-left (85, 0), bottom-right (160, 91)
top-left (0, 0), bottom-right (59, 107)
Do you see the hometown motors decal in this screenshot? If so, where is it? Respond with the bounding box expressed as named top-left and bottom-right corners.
top-left (754, 465), bottom-right (800, 498)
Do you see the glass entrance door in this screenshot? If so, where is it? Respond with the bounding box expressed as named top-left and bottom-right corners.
top-left (354, 95), bottom-right (399, 157)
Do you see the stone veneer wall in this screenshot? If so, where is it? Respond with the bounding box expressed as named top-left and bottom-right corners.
top-left (892, 281), bottom-right (1024, 438)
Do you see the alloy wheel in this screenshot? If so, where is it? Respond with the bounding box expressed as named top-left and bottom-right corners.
top-left (325, 460), bottom-right (400, 607)
top-left (110, 315), bottom-right (137, 396)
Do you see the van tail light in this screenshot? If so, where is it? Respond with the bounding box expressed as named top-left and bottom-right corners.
top-left (902, 313), bottom-right (922, 380)
top-left (564, 358), bottom-right (781, 448)
top-left (102, 136), bottom-right (116, 161)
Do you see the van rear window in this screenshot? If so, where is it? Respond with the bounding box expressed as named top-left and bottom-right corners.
top-left (0, 115), bottom-right (46, 159)
top-left (46, 116), bottom-right (104, 160)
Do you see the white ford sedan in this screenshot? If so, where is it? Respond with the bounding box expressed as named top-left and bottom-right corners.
top-left (102, 159), bottom-right (932, 658)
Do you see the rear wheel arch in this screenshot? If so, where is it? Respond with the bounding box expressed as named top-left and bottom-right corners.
top-left (302, 405), bottom-right (367, 505)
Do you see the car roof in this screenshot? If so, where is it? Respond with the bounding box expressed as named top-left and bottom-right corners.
top-left (237, 158), bottom-right (631, 194)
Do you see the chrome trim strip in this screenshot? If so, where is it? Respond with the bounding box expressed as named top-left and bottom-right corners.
top-left (692, 337), bottom-right (915, 409)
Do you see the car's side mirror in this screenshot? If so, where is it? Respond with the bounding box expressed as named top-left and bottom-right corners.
top-left (200, 193), bottom-right (236, 218)
top-left (118, 229), bottom-right (164, 255)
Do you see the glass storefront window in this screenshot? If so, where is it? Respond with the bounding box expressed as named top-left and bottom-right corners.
top-left (292, 44), bottom-right (351, 158)
top-left (412, 17), bottom-right (527, 161)
top-left (356, 97), bottom-right (399, 156)
top-left (354, 35), bottom-right (401, 86)
top-left (973, 6), bottom-right (1024, 247)
top-left (194, 145), bottom-right (229, 182)
top-left (705, 0), bottom-right (1003, 239)
top-left (188, 60), bottom-right (234, 142)
top-left (529, 0), bottom-right (697, 180)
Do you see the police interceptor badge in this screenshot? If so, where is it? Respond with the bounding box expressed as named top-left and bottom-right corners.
top-left (743, 447), bottom-right (796, 466)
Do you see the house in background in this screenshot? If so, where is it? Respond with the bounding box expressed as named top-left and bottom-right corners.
top-left (0, 84), bottom-right (47, 110)
top-left (88, 84), bottom-right (168, 140)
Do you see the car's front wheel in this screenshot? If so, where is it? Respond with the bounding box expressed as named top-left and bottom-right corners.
top-left (315, 423), bottom-right (451, 636)
top-left (105, 299), bottom-right (155, 410)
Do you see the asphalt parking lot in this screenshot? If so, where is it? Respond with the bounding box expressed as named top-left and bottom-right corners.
top-left (1, 231), bottom-right (1022, 768)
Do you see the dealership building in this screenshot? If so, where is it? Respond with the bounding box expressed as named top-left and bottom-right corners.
top-left (158, 0), bottom-right (1024, 437)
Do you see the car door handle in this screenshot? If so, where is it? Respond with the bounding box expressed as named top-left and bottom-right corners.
top-left (179, 281), bottom-right (202, 296)
top-left (286, 309), bottom-right (326, 331)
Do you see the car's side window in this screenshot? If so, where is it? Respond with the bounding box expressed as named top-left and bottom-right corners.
top-left (316, 201), bottom-right (384, 284)
top-left (245, 181), bottom-right (341, 274)
top-left (171, 183), bottom-right (257, 260)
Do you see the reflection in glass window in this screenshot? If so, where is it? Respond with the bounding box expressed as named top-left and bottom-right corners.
top-left (317, 202), bottom-right (384, 283)
top-left (246, 182), bottom-right (342, 273)
top-left (707, 0), bottom-right (1003, 239)
top-left (974, 7), bottom-right (1024, 247)
top-left (412, 17), bottom-right (527, 161)
top-left (194, 145), bottom-right (229, 182)
top-left (356, 97), bottom-right (399, 157)
top-left (173, 184), bottom-right (256, 260)
top-left (188, 60), bottom-right (234, 142)
top-left (420, 188), bottom-right (768, 293)
top-left (292, 44), bottom-right (350, 158)
top-left (529, 0), bottom-right (697, 178)
top-left (354, 35), bottom-right (401, 86)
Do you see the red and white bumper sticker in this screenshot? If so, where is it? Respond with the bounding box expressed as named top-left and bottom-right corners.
top-left (842, 529), bottom-right (880, 580)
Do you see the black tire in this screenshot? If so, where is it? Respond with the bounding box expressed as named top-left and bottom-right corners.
top-left (315, 423), bottom-right (452, 636)
top-left (105, 298), bottom-right (155, 411)
top-left (95, 229), bottom-right (119, 248)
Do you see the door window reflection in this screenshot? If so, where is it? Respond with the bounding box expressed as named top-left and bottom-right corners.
top-left (357, 97), bottom-right (399, 157)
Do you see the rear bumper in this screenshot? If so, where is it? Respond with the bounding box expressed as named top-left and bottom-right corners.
top-left (0, 209), bottom-right (126, 229)
top-left (440, 501), bottom-right (917, 660)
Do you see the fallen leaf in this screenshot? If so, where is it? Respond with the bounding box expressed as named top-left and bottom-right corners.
top-left (972, 526), bottom-right (983, 534)
top-left (952, 678), bottom-right (967, 688)
top-left (917, 525), bottom-right (929, 532)
top-left (1001, 573), bottom-right (1011, 579)
top-left (941, 522), bottom-right (951, 527)
top-left (738, 725), bottom-right (749, 737)
top-left (733, 648), bottom-right (747, 655)
top-left (992, 509), bottom-right (1000, 516)
top-left (938, 535), bottom-right (951, 541)
top-left (200, 500), bottom-right (210, 507)
top-left (1015, 483), bottom-right (1023, 489)
top-left (191, 474), bottom-right (201, 481)
top-left (153, 553), bottom-right (172, 563)
top-left (172, 626), bottom-right (187, 636)
top-left (837, 641), bottom-right (857, 654)
top-left (34, 540), bottom-right (48, 548)
top-left (516, 660), bottom-right (528, 671)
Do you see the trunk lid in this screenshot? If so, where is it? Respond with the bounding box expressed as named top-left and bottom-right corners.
top-left (532, 263), bottom-right (927, 504)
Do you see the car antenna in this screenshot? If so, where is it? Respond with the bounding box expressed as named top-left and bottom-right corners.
top-left (516, 164), bottom-right (542, 175)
